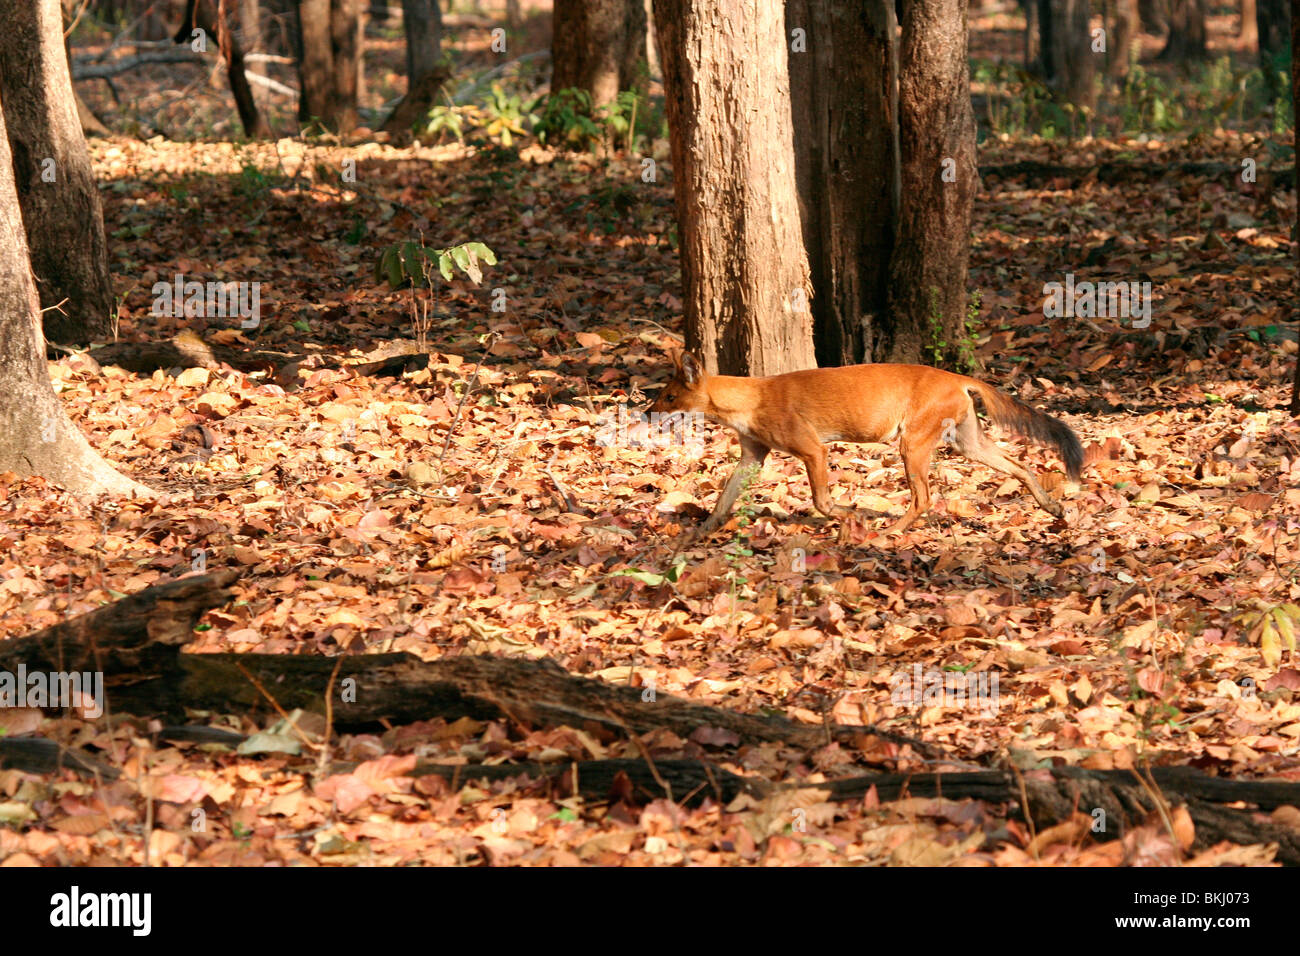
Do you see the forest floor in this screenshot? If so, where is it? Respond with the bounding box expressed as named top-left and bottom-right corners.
top-left (0, 7), bottom-right (1297, 865)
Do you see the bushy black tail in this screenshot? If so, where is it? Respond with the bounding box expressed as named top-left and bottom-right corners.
top-left (972, 382), bottom-right (1084, 481)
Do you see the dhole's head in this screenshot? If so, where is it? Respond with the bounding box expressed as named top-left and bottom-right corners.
top-left (648, 351), bottom-right (709, 416)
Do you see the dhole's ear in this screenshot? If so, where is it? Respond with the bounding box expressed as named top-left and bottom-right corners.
top-left (681, 352), bottom-right (704, 386)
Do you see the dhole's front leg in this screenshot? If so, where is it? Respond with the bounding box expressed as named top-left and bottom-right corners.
top-left (700, 436), bottom-right (770, 533)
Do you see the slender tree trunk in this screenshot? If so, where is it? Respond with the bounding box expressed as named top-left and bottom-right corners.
top-left (175, 0), bottom-right (271, 137)
top-left (1023, 0), bottom-right (1041, 69)
top-left (1289, 0), bottom-right (1300, 414)
top-left (382, 0), bottom-right (447, 134)
top-left (329, 0), bottom-right (361, 132)
top-left (652, 0), bottom-right (815, 375)
top-left (1110, 0), bottom-right (1138, 78)
top-left (0, 90), bottom-right (150, 496)
top-left (1139, 0), bottom-right (1169, 35)
top-left (0, 0), bottom-right (114, 345)
top-left (1158, 0), bottom-right (1207, 61)
top-left (1255, 0), bottom-right (1286, 70)
top-left (552, 0), bottom-right (645, 108)
top-left (885, 0), bottom-right (977, 365)
top-left (788, 0), bottom-right (899, 367)
top-left (1239, 0), bottom-right (1258, 46)
top-left (241, 0), bottom-right (265, 74)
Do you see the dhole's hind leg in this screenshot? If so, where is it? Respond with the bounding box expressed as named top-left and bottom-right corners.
top-left (950, 415), bottom-right (1063, 518)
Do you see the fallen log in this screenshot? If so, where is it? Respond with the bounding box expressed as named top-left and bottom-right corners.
top-left (406, 759), bottom-right (1300, 863)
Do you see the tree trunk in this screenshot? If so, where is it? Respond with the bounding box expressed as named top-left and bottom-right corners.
top-left (552, 0), bottom-right (645, 108)
top-left (788, 0), bottom-right (899, 367)
top-left (1239, 0), bottom-right (1258, 46)
top-left (1255, 0), bottom-right (1286, 64)
top-left (884, 0), bottom-right (977, 366)
top-left (1139, 0), bottom-right (1169, 35)
top-left (297, 0), bottom-right (336, 123)
top-left (1158, 0), bottom-right (1208, 61)
top-left (329, 0), bottom-right (361, 132)
top-left (1109, 0), bottom-right (1138, 78)
top-left (295, 0), bottom-right (360, 131)
top-left (1037, 0), bottom-right (1096, 104)
top-left (1023, 0), bottom-right (1041, 69)
top-left (0, 0), bottom-right (114, 346)
top-left (241, 0), bottom-right (265, 74)
top-left (652, 0), bottom-right (815, 375)
top-left (381, 0), bottom-right (445, 134)
top-left (0, 93), bottom-right (150, 496)
top-left (1290, 0), bottom-right (1300, 414)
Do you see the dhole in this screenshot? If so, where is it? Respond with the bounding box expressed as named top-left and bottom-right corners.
top-left (648, 352), bottom-right (1083, 534)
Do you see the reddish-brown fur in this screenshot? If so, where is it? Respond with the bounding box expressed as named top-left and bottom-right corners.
top-left (648, 351), bottom-right (1084, 533)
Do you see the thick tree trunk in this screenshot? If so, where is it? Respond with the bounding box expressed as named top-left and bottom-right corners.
top-left (295, 0), bottom-right (360, 131)
top-left (0, 92), bottom-right (150, 496)
top-left (1037, 0), bottom-right (1096, 104)
top-left (552, 0), bottom-right (645, 108)
top-left (884, 0), bottom-right (977, 365)
top-left (1158, 0), bottom-right (1208, 61)
top-left (788, 0), bottom-right (899, 367)
top-left (652, 0), bottom-right (815, 375)
top-left (0, 0), bottom-right (114, 346)
top-left (297, 0), bottom-right (336, 122)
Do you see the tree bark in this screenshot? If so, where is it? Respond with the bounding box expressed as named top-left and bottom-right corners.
top-left (295, 0), bottom-right (360, 131)
top-left (1158, 0), bottom-right (1208, 61)
top-left (1139, 0), bottom-right (1169, 35)
top-left (1109, 0), bottom-right (1138, 78)
top-left (884, 0), bottom-right (977, 365)
top-left (1255, 0), bottom-right (1286, 80)
top-left (0, 90), bottom-right (150, 496)
top-left (552, 0), bottom-right (646, 108)
top-left (241, 0), bottom-right (265, 74)
top-left (1037, 0), bottom-right (1096, 104)
top-left (1290, 0), bottom-right (1300, 414)
top-left (0, 0), bottom-right (114, 346)
top-left (788, 0), bottom-right (899, 366)
top-left (381, 0), bottom-right (445, 134)
top-left (651, 0), bottom-right (815, 375)
top-left (297, 0), bottom-right (336, 122)
top-left (329, 0), bottom-right (361, 132)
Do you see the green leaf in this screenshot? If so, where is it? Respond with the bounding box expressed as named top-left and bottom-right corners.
top-left (438, 252), bottom-right (454, 282)
top-left (612, 568), bottom-right (666, 587)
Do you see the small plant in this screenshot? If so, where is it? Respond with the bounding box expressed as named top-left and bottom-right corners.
top-left (374, 239), bottom-right (497, 352)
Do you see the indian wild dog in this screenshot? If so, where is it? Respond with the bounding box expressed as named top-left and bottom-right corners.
top-left (647, 351), bottom-right (1084, 534)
